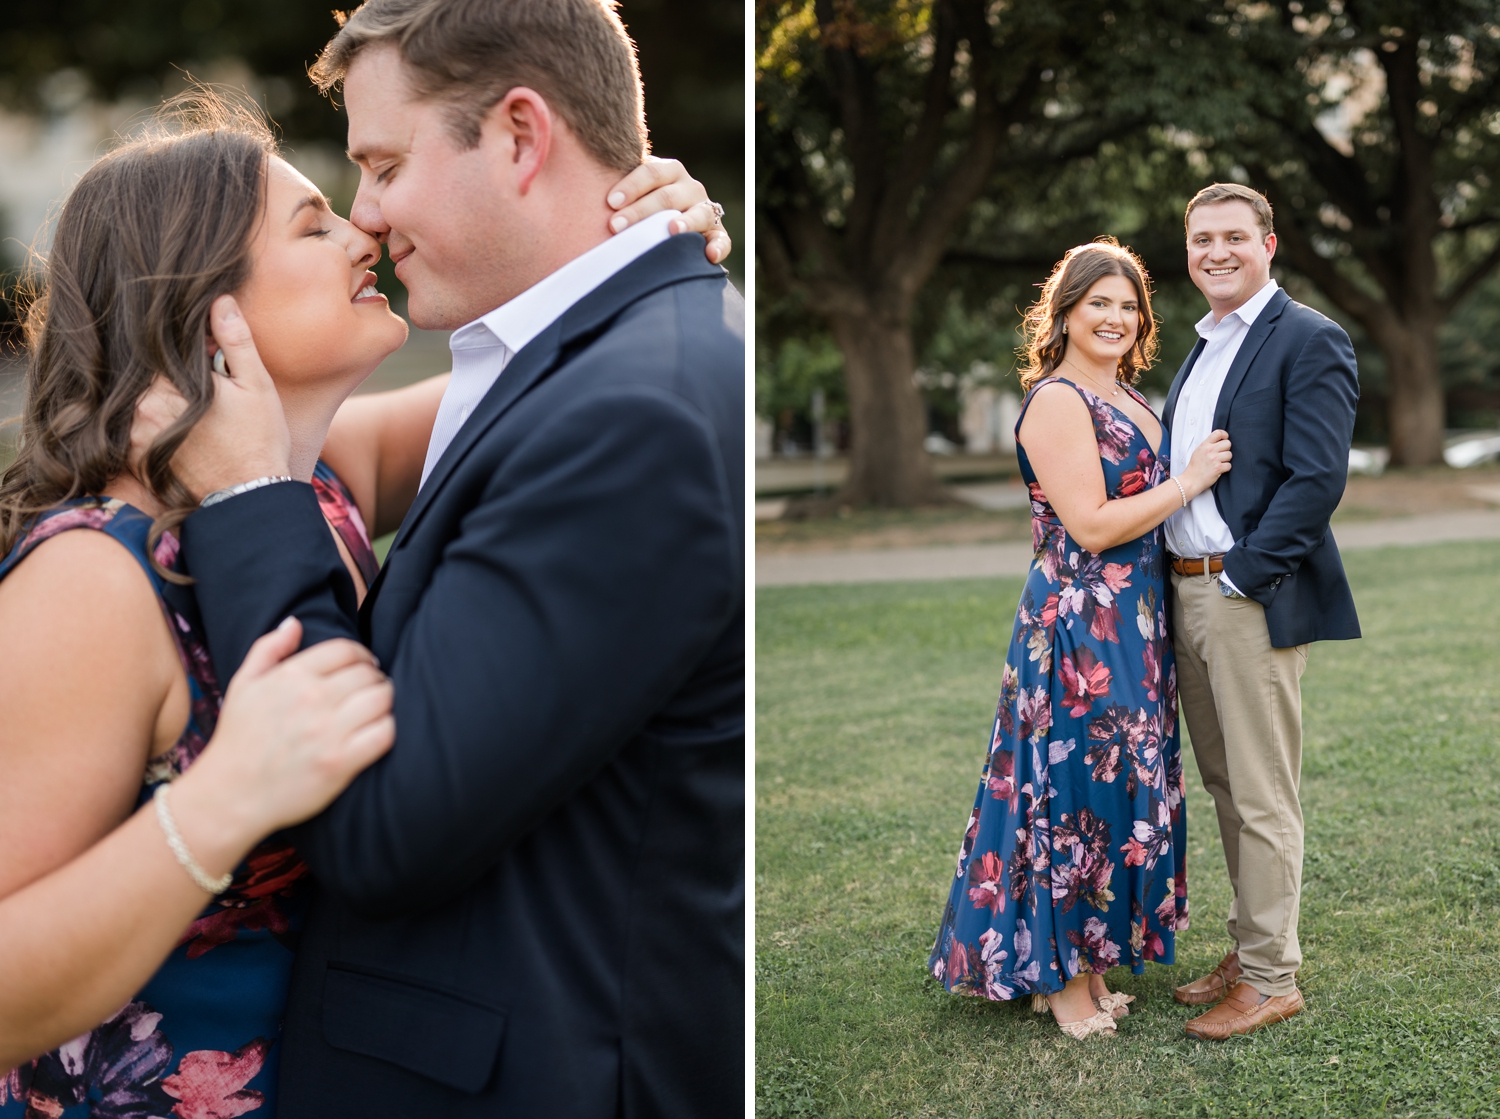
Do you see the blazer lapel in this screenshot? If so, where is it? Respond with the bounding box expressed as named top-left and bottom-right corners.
top-left (1211, 289), bottom-right (1289, 429)
top-left (378, 235), bottom-right (728, 563)
top-left (1162, 338), bottom-right (1206, 434)
top-left (389, 323), bottom-right (565, 555)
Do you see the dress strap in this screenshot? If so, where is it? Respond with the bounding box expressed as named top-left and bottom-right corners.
top-left (1014, 376), bottom-right (1090, 441)
top-left (0, 499), bottom-right (167, 593)
top-left (1121, 382), bottom-right (1154, 412)
top-left (0, 497), bottom-right (221, 788)
top-left (311, 460), bottom-right (379, 586)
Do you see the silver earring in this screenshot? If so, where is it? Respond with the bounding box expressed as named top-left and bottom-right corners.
top-left (1062, 322), bottom-right (1069, 334)
top-left (212, 350), bottom-right (228, 376)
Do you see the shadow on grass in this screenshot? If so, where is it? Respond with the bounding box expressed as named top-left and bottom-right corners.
top-left (756, 544), bottom-right (1500, 1117)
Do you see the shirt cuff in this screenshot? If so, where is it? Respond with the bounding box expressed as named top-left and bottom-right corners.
top-left (1219, 571), bottom-right (1245, 597)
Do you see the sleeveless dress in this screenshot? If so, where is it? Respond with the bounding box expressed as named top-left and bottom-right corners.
top-left (0, 461), bottom-right (376, 1119)
top-left (928, 377), bottom-right (1189, 1001)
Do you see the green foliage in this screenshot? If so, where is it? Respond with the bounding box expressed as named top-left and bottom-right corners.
top-left (0, 0), bottom-right (352, 141)
top-left (757, 328), bottom-right (847, 430)
top-left (756, 0), bottom-right (1500, 452)
top-left (0, 0), bottom-right (742, 164)
top-left (758, 541), bottom-right (1500, 1116)
top-left (1128, 0), bottom-right (1500, 344)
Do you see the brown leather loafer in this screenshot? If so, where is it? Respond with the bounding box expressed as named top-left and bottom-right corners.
top-left (1173, 950), bottom-right (1242, 1006)
top-left (1183, 981), bottom-right (1303, 1040)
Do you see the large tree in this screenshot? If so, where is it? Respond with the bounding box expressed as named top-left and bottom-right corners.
top-left (1155, 0), bottom-right (1500, 465)
top-left (756, 0), bottom-right (1137, 505)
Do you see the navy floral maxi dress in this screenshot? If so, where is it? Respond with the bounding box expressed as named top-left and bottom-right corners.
top-left (0, 462), bottom-right (377, 1119)
top-left (929, 377), bottom-right (1189, 1001)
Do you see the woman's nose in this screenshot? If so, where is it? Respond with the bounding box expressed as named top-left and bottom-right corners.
top-left (349, 229), bottom-right (381, 272)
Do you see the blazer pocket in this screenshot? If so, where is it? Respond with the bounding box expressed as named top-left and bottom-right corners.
top-left (322, 964), bottom-right (506, 1093)
top-left (1228, 384), bottom-right (1278, 414)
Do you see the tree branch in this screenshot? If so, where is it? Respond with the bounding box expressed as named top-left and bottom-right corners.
top-left (1441, 238), bottom-right (1500, 315)
top-left (1380, 38), bottom-right (1441, 300)
top-left (1443, 214), bottom-right (1500, 237)
top-left (816, 0), bottom-right (893, 255)
top-left (758, 153), bottom-right (868, 315)
top-left (1262, 182), bottom-right (1390, 334)
top-left (869, 0), bottom-right (965, 261)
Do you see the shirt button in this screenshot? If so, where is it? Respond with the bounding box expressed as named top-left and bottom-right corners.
top-left (459, 406), bottom-right (470, 422)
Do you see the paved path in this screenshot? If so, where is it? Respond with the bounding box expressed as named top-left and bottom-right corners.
top-left (756, 454), bottom-right (1016, 494)
top-left (756, 510), bottom-right (1500, 587)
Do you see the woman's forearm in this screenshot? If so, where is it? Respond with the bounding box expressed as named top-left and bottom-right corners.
top-left (1058, 478), bottom-right (1188, 555)
top-left (0, 623), bottom-right (394, 1074)
top-left (0, 778), bottom-right (255, 1072)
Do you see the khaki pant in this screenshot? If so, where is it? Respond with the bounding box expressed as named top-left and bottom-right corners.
top-left (1171, 570), bottom-right (1308, 997)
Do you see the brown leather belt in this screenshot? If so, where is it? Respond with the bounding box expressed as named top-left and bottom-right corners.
top-left (1169, 553), bottom-right (1225, 576)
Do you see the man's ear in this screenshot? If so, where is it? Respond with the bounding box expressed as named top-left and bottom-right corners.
top-left (485, 87), bottom-right (553, 195)
top-left (1263, 231), bottom-right (1277, 264)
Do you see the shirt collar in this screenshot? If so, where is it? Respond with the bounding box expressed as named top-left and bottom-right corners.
top-left (1195, 277), bottom-right (1280, 339)
top-left (448, 209), bottom-right (680, 357)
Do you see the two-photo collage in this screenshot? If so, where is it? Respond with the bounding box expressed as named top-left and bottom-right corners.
top-left (2, 0), bottom-right (1498, 1116)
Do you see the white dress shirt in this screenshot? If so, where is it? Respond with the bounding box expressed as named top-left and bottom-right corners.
top-left (1165, 277), bottom-right (1281, 566)
top-left (419, 209), bottom-right (682, 488)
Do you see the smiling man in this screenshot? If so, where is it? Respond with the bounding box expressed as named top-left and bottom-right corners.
top-left (1161, 183), bottom-right (1360, 1039)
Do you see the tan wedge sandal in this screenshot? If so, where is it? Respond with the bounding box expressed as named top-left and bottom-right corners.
top-left (1057, 1008), bottom-right (1119, 1039)
top-left (1030, 992), bottom-right (1118, 1039)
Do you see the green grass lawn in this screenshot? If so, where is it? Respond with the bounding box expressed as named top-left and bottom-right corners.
top-left (756, 542), bottom-right (1500, 1118)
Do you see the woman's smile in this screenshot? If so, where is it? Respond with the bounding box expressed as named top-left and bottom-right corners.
top-left (235, 158), bottom-right (408, 397)
top-left (352, 271), bottom-right (386, 303)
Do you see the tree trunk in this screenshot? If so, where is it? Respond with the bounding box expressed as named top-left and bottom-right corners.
top-left (827, 305), bottom-right (943, 506)
top-left (1372, 315), bottom-right (1445, 466)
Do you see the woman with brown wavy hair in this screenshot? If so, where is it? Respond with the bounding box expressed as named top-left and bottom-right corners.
top-left (928, 239), bottom-right (1232, 1039)
top-left (0, 91), bottom-right (724, 1113)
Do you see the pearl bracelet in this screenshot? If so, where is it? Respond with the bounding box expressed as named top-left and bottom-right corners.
top-left (1171, 477), bottom-right (1188, 508)
top-left (153, 784), bottom-right (233, 894)
top-left (200, 475), bottom-right (294, 508)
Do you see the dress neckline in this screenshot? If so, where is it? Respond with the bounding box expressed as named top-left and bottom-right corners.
top-left (1049, 376), bottom-right (1163, 460)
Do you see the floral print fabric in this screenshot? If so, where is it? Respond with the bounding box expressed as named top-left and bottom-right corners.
top-left (311, 461), bottom-right (378, 587)
top-left (929, 378), bottom-right (1188, 1001)
top-left (0, 466), bottom-right (371, 1118)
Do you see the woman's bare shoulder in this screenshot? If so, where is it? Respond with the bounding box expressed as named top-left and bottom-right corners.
top-left (1020, 380), bottom-right (1092, 436)
top-left (0, 527), bottom-right (177, 707)
top-left (0, 527), bottom-right (181, 899)
top-left (0, 526), bottom-right (157, 615)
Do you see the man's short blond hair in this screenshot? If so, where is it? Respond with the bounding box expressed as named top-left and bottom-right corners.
top-left (311, 0), bottom-right (648, 173)
top-left (1184, 183), bottom-right (1275, 240)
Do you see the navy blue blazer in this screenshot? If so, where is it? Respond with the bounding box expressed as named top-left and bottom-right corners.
top-left (1162, 288), bottom-right (1360, 648)
top-left (179, 234), bottom-right (744, 1117)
